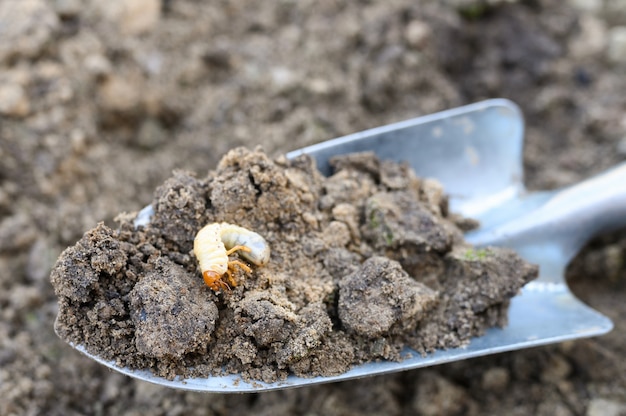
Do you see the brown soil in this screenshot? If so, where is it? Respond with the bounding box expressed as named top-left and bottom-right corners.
top-left (50, 149), bottom-right (536, 382)
top-left (3, 0), bottom-right (626, 414)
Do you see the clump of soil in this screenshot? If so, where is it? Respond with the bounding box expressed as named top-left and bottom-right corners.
top-left (50, 147), bottom-right (537, 383)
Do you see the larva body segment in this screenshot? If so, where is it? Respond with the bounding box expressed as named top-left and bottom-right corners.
top-left (193, 222), bottom-right (270, 292)
top-left (219, 224), bottom-right (271, 266)
top-left (194, 223), bottom-right (230, 277)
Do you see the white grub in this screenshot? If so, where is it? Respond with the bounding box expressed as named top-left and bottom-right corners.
top-left (193, 222), bottom-right (270, 291)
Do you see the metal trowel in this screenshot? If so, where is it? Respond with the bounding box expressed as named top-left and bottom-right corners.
top-left (64, 99), bottom-right (626, 392)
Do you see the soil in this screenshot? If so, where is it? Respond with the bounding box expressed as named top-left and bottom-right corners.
top-left (50, 148), bottom-right (536, 382)
top-left (2, 0), bottom-right (626, 414)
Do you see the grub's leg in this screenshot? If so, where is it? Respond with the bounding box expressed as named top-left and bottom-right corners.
top-left (228, 259), bottom-right (252, 274)
top-left (226, 260), bottom-right (252, 287)
top-left (225, 268), bottom-right (238, 288)
top-left (225, 245), bottom-right (251, 256)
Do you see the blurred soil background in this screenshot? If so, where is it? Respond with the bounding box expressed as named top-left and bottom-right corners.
top-left (1, 0), bottom-right (626, 414)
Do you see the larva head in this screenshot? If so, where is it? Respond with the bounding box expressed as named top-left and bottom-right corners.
top-left (203, 271), bottom-right (230, 292)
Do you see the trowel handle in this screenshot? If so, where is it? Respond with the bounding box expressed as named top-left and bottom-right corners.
top-left (470, 162), bottom-right (626, 267)
top-left (541, 162), bottom-right (626, 249)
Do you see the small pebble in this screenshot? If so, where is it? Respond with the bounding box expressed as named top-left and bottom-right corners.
top-left (481, 367), bottom-right (510, 392)
top-left (120, 0), bottom-right (161, 35)
top-left (84, 54), bottom-right (113, 77)
top-left (53, 0), bottom-right (81, 18)
top-left (0, 0), bottom-right (59, 63)
top-left (569, 15), bottom-right (607, 59)
top-left (568, 0), bottom-right (603, 13)
top-left (98, 75), bottom-right (141, 112)
top-left (607, 26), bottom-right (626, 64)
top-left (586, 398), bottom-right (626, 416)
top-left (405, 20), bottom-right (431, 49)
top-left (0, 83), bottom-right (30, 117)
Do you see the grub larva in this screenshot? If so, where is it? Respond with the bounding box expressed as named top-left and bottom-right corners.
top-left (193, 222), bottom-right (270, 292)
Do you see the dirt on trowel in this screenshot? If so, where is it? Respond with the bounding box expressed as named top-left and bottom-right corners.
top-left (51, 147), bottom-right (537, 383)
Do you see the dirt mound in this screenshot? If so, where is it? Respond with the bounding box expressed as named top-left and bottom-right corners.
top-left (51, 148), bottom-right (536, 382)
